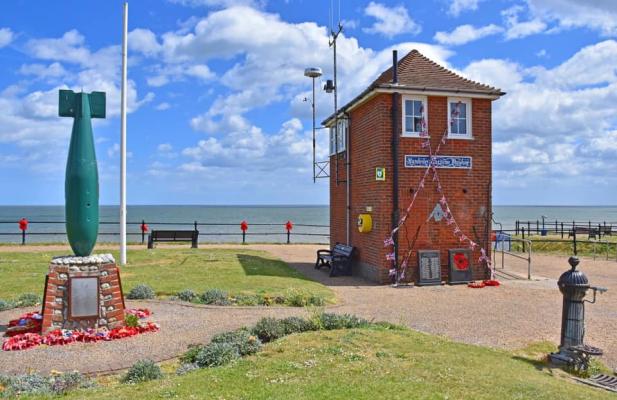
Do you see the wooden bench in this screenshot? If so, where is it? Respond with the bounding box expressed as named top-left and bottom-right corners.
top-left (315, 243), bottom-right (355, 277)
top-left (568, 227), bottom-right (598, 240)
top-left (147, 230), bottom-right (199, 249)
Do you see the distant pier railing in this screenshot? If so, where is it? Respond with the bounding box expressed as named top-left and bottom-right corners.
top-left (493, 219), bottom-right (617, 260)
top-left (0, 219), bottom-right (330, 245)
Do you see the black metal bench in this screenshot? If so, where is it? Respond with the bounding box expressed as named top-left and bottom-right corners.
top-left (315, 243), bottom-right (355, 277)
top-left (147, 230), bottom-right (199, 249)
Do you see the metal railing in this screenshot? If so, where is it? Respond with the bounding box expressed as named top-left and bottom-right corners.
top-left (0, 219), bottom-right (330, 245)
top-left (493, 236), bottom-right (532, 280)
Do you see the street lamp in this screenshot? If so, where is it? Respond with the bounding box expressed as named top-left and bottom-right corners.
top-left (304, 67), bottom-right (322, 183)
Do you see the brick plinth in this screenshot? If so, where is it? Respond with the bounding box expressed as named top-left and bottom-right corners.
top-left (41, 254), bottom-right (125, 333)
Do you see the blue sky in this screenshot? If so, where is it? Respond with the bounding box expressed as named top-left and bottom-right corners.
top-left (0, 0), bottom-right (616, 206)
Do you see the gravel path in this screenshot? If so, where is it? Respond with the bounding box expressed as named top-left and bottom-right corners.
top-left (0, 244), bottom-right (615, 375)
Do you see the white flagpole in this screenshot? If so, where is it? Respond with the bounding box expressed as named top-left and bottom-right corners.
top-left (120, 2), bottom-right (128, 265)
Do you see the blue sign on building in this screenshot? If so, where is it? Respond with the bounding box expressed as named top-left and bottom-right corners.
top-left (404, 155), bottom-right (473, 169)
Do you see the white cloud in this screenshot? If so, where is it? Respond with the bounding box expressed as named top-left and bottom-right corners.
top-left (19, 62), bottom-right (66, 79)
top-left (146, 63), bottom-right (215, 87)
top-left (448, 0), bottom-right (483, 17)
top-left (434, 24), bottom-right (502, 46)
top-left (158, 143), bottom-right (174, 152)
top-left (0, 28), bottom-right (14, 48)
top-left (502, 5), bottom-right (547, 40)
top-left (128, 28), bottom-right (162, 57)
top-left (462, 59), bottom-right (522, 90)
top-left (363, 2), bottom-right (421, 38)
top-left (132, 5), bottom-right (450, 191)
top-left (155, 102), bottom-right (171, 111)
top-left (462, 40), bottom-right (617, 188)
top-left (527, 0), bottom-right (617, 36)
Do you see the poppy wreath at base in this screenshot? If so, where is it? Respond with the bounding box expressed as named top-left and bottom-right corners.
top-left (2, 322), bottom-right (160, 351)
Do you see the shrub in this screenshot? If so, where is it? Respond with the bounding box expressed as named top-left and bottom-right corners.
top-left (211, 328), bottom-right (262, 356)
top-left (121, 360), bottom-right (163, 383)
top-left (177, 289), bottom-right (197, 302)
top-left (194, 343), bottom-right (239, 368)
top-left (307, 294), bottom-right (326, 307)
top-left (201, 289), bottom-right (230, 306)
top-left (280, 316), bottom-right (317, 335)
top-left (0, 299), bottom-right (15, 311)
top-left (16, 293), bottom-right (41, 307)
top-left (319, 313), bottom-right (368, 330)
top-left (0, 373), bottom-right (50, 396)
top-left (251, 317), bottom-right (285, 343)
top-left (180, 344), bottom-right (204, 364)
top-left (126, 284), bottom-right (155, 300)
top-left (125, 314), bottom-right (139, 328)
top-left (0, 372), bottom-right (93, 396)
top-left (284, 289), bottom-right (309, 307)
top-left (233, 294), bottom-right (260, 306)
top-left (50, 371), bottom-right (95, 394)
top-left (283, 289), bottom-right (326, 307)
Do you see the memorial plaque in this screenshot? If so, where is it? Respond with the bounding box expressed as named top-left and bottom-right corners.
top-left (417, 250), bottom-right (441, 286)
top-left (448, 248), bottom-right (473, 284)
top-left (69, 277), bottom-right (99, 318)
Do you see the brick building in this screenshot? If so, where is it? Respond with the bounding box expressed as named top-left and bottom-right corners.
top-left (323, 50), bottom-right (505, 284)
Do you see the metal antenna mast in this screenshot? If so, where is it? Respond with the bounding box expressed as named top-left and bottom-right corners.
top-left (330, 22), bottom-right (342, 186)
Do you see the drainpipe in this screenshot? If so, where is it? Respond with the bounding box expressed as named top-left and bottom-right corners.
top-left (391, 50), bottom-right (400, 271)
top-left (346, 114), bottom-right (351, 245)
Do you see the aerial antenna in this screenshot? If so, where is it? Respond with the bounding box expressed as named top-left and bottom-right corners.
top-left (329, 21), bottom-right (343, 187)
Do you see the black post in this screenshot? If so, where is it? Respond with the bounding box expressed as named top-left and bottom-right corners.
top-left (141, 219), bottom-right (145, 244)
top-left (536, 220), bottom-right (539, 235)
top-left (527, 221), bottom-right (530, 235)
top-left (598, 223), bottom-right (602, 240)
top-left (515, 220), bottom-right (519, 235)
top-left (555, 219), bottom-right (557, 235)
top-left (194, 221), bottom-right (198, 231)
top-left (561, 222), bottom-right (564, 239)
top-left (522, 227), bottom-right (526, 252)
top-left (573, 229), bottom-right (577, 255)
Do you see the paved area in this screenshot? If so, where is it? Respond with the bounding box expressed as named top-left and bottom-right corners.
top-left (0, 244), bottom-right (615, 374)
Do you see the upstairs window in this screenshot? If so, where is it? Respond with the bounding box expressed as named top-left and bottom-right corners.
top-left (329, 119), bottom-right (347, 155)
top-left (402, 95), bottom-right (427, 137)
top-left (448, 98), bottom-right (472, 139)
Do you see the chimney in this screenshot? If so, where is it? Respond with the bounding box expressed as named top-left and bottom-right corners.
top-left (392, 50), bottom-right (398, 84)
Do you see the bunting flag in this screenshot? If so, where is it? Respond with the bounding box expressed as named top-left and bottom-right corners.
top-left (384, 114), bottom-right (494, 284)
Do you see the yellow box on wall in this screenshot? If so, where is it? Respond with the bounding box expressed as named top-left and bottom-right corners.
top-left (357, 214), bottom-right (372, 233)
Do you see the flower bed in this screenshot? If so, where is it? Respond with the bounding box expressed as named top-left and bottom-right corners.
top-left (2, 309), bottom-right (159, 351)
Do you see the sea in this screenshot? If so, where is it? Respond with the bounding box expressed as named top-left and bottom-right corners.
top-left (1, 205), bottom-right (616, 244)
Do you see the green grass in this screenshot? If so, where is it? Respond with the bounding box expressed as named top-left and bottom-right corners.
top-left (28, 326), bottom-right (614, 400)
top-left (508, 234), bottom-right (617, 258)
top-left (0, 248), bottom-right (334, 302)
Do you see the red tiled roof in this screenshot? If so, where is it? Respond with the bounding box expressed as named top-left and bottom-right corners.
top-left (372, 49), bottom-right (503, 95)
top-left (323, 49), bottom-right (504, 125)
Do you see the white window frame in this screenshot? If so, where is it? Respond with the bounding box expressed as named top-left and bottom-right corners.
top-left (329, 119), bottom-right (347, 155)
top-left (337, 119), bottom-right (347, 152)
top-left (447, 97), bottom-right (473, 139)
top-left (401, 95), bottom-right (428, 138)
